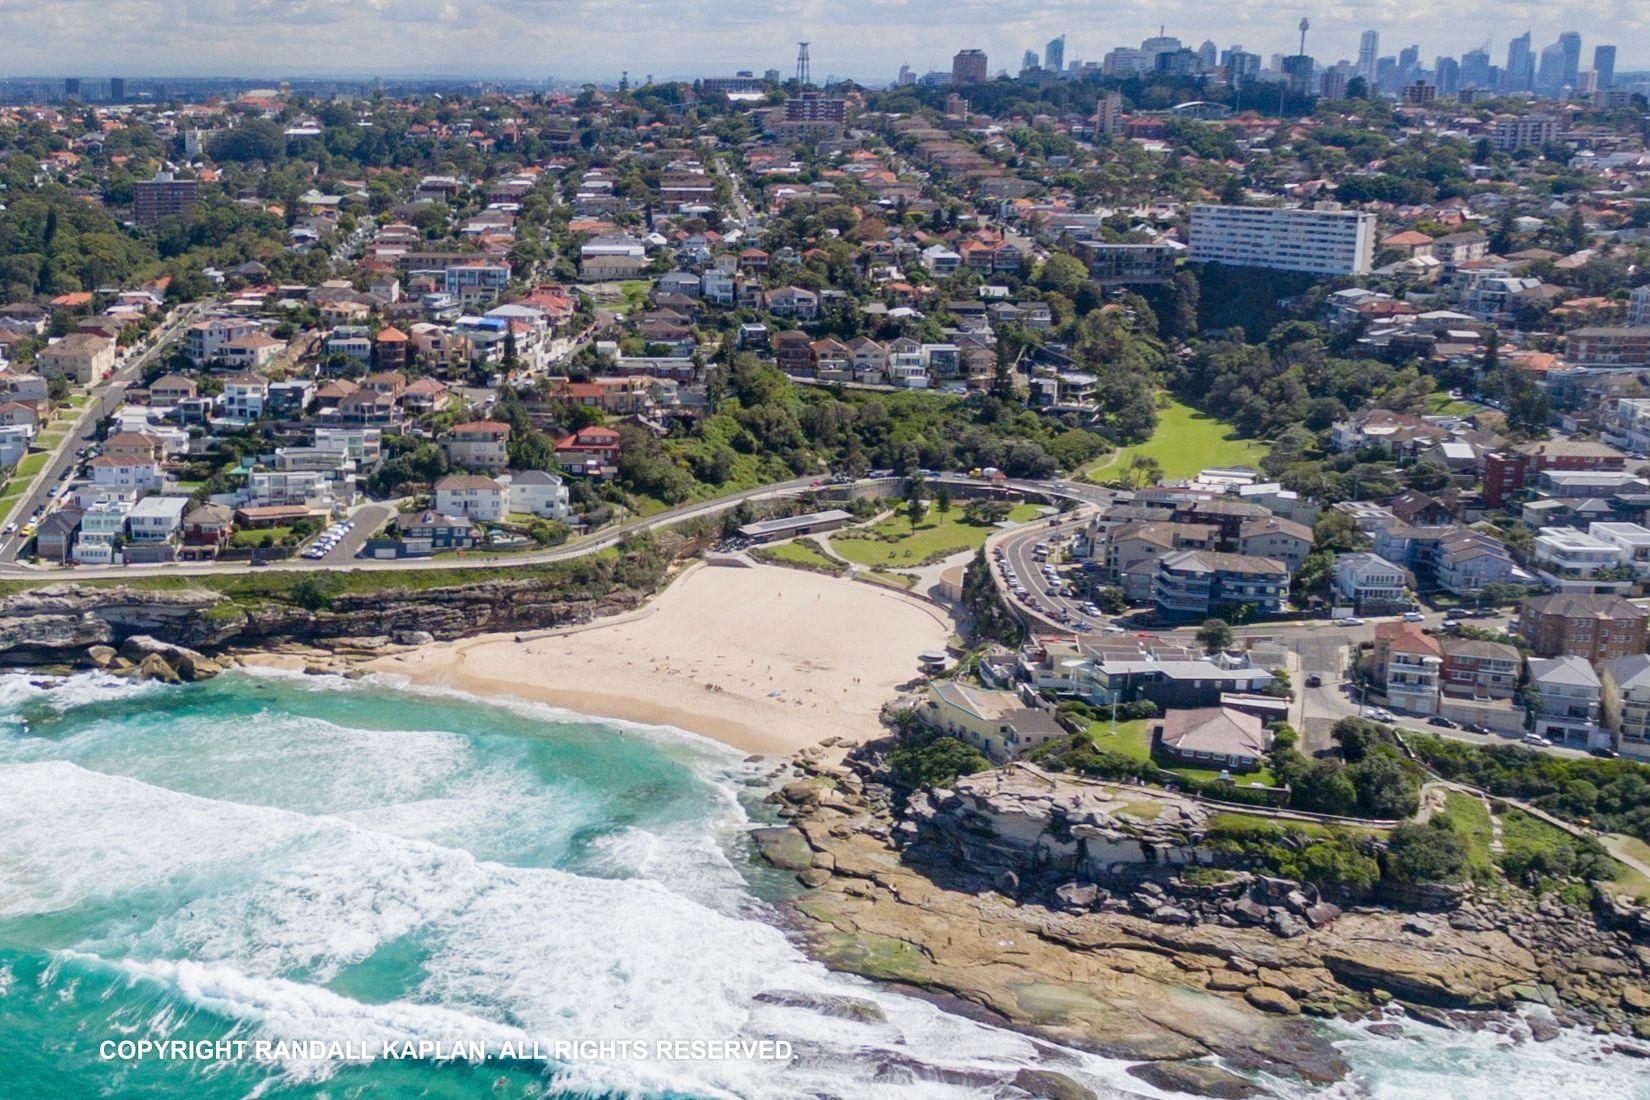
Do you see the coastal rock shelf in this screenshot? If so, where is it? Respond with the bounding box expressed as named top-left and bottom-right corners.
top-left (759, 741), bottom-right (1650, 1092)
top-left (0, 580), bottom-right (650, 663)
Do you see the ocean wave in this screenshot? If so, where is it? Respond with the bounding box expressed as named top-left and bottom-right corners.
top-left (0, 760), bottom-right (1144, 1098)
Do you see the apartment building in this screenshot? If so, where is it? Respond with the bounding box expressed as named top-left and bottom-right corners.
top-left (1531, 525), bottom-right (1631, 591)
top-left (1152, 550), bottom-right (1289, 619)
top-left (1520, 592), bottom-right (1650, 662)
top-left (1376, 621), bottom-right (1442, 716)
top-left (1566, 327), bottom-right (1650, 369)
top-left (1188, 203), bottom-right (1377, 276)
top-left (441, 420), bottom-right (511, 472)
top-left (1630, 285), bottom-right (1650, 328)
top-left (38, 332), bottom-right (116, 385)
top-left (1075, 240), bottom-right (1177, 286)
top-left (132, 172), bottom-right (199, 225)
top-left (1440, 637), bottom-right (1521, 701)
top-left (1601, 654), bottom-right (1650, 758)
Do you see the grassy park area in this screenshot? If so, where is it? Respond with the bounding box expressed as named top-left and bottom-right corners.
top-left (751, 537), bottom-right (848, 576)
top-left (831, 502), bottom-right (1042, 568)
top-left (1085, 398), bottom-right (1267, 483)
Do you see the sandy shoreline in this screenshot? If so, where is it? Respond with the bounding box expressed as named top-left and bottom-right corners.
top-left (352, 561), bottom-right (956, 757)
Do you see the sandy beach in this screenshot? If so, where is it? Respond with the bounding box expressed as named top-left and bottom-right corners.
top-left (362, 562), bottom-right (956, 756)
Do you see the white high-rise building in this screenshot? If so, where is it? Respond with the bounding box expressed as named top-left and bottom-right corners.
top-left (1357, 30), bottom-right (1379, 84)
top-left (1189, 203), bottom-right (1378, 276)
top-left (1629, 285), bottom-right (1650, 328)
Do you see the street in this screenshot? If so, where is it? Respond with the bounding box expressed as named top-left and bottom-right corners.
top-left (0, 300), bottom-right (211, 561)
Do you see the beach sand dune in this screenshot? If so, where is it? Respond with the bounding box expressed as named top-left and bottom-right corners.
top-left (366, 562), bottom-right (955, 756)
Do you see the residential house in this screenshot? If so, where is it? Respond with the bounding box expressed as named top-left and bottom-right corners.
top-left (1152, 706), bottom-right (1271, 772)
top-left (1531, 526), bottom-right (1631, 592)
top-left (554, 425), bottom-right (621, 478)
top-left (500, 470), bottom-right (571, 519)
top-left (1333, 552), bottom-right (1412, 610)
top-left (88, 453), bottom-right (162, 493)
top-left (1440, 636), bottom-right (1521, 701)
top-left (220, 373), bottom-right (270, 421)
top-left (921, 680), bottom-right (1064, 763)
top-left (180, 503), bottom-right (234, 560)
top-left (433, 474), bottom-right (508, 522)
top-left (1527, 655), bottom-right (1605, 748)
top-left (34, 507), bottom-right (82, 563)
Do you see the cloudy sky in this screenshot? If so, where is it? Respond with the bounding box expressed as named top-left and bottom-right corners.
top-left (1, 0), bottom-right (1644, 83)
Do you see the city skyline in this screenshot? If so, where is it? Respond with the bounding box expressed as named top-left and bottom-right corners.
top-left (0, 1), bottom-right (1646, 83)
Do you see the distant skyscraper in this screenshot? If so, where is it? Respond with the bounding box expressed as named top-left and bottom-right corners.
top-left (63, 77), bottom-right (80, 98)
top-left (1398, 45), bottom-right (1419, 74)
top-left (1536, 38), bottom-right (1567, 93)
top-left (1044, 35), bottom-right (1065, 74)
top-left (1021, 49), bottom-right (1039, 74)
top-left (1593, 44), bottom-right (1616, 90)
top-left (952, 48), bottom-right (988, 84)
top-left (108, 77), bottom-right (125, 102)
top-left (1559, 32), bottom-right (1581, 89)
top-left (1197, 40), bottom-right (1217, 73)
top-left (1460, 47), bottom-right (1492, 89)
top-left (1357, 30), bottom-right (1379, 84)
top-left (1434, 56), bottom-right (1460, 97)
top-left (897, 63), bottom-right (914, 86)
top-left (1506, 31), bottom-right (1533, 91)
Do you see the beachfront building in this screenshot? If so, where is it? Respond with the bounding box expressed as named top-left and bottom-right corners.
top-left (920, 681), bottom-right (1065, 763)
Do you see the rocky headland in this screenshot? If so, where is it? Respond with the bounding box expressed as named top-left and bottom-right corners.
top-left (754, 739), bottom-right (1650, 1096)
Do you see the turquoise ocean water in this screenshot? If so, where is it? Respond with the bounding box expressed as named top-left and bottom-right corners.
top-left (0, 669), bottom-right (1645, 1099)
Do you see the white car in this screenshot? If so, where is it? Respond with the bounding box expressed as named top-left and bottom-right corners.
top-left (1403, 611), bottom-right (1425, 622)
top-left (1523, 734), bottom-right (1553, 747)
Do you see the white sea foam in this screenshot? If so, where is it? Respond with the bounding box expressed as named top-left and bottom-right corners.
top-left (0, 761), bottom-right (1147, 1098)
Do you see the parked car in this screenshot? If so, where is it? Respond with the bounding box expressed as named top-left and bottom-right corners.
top-left (1523, 734), bottom-right (1553, 747)
top-left (1428, 716), bottom-right (1458, 729)
top-left (1305, 673), bottom-right (1322, 688)
top-left (1403, 611), bottom-right (1425, 622)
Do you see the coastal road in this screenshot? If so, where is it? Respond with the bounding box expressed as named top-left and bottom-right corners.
top-left (0, 300), bottom-right (212, 561)
top-left (5, 475), bottom-right (825, 580)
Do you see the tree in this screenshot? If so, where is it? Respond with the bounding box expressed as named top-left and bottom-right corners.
top-left (1348, 752), bottom-right (1420, 818)
top-left (1383, 818), bottom-right (1468, 883)
top-left (1196, 618), bottom-right (1234, 654)
top-left (934, 483), bottom-right (952, 516)
top-left (906, 496), bottom-right (925, 529)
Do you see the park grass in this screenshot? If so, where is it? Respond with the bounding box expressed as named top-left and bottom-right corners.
top-left (831, 501), bottom-right (1042, 569)
top-left (751, 537), bottom-right (848, 576)
top-left (1441, 791), bottom-right (1496, 879)
top-left (1602, 835), bottom-right (1650, 900)
top-left (14, 453), bottom-right (49, 479)
top-left (856, 568), bottom-right (919, 590)
top-left (1427, 392), bottom-right (1487, 417)
top-left (1084, 397), bottom-right (1266, 483)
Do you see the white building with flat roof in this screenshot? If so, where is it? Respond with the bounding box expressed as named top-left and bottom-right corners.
top-left (1189, 203), bottom-right (1378, 275)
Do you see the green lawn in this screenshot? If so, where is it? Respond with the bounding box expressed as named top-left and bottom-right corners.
top-left (751, 537), bottom-right (848, 576)
top-left (1441, 791), bottom-right (1496, 879)
top-left (1085, 398), bottom-right (1267, 483)
top-left (64, 394), bottom-right (90, 408)
top-left (856, 568), bottom-right (919, 590)
top-left (831, 502), bottom-right (1042, 568)
top-left (1084, 717), bottom-right (1153, 763)
top-left (14, 453), bottom-right (49, 479)
top-left (230, 525), bottom-right (293, 548)
top-left (1427, 393), bottom-right (1487, 417)
top-left (1602, 835), bottom-right (1650, 901)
